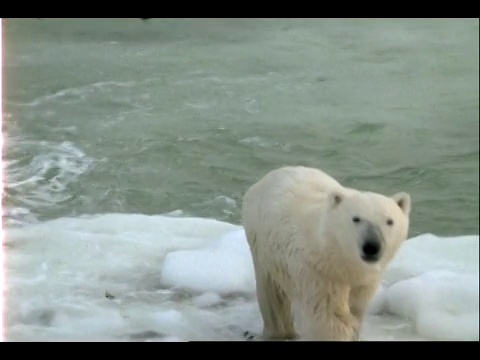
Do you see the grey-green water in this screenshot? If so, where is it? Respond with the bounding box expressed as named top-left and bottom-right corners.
top-left (3, 18), bottom-right (479, 237)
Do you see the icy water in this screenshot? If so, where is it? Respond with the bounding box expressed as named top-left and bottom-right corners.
top-left (2, 18), bottom-right (479, 342)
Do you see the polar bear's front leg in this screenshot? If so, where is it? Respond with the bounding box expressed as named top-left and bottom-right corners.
top-left (254, 268), bottom-right (297, 341)
top-left (298, 283), bottom-right (360, 341)
top-left (350, 283), bottom-right (379, 322)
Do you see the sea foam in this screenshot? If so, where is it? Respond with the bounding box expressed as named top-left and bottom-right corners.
top-left (4, 214), bottom-right (479, 341)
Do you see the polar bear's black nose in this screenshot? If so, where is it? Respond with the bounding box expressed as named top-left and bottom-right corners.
top-left (361, 224), bottom-right (384, 262)
top-left (362, 241), bottom-right (381, 261)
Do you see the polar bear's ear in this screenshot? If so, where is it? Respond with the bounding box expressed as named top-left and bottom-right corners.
top-left (329, 192), bottom-right (343, 207)
top-left (392, 192), bottom-right (411, 215)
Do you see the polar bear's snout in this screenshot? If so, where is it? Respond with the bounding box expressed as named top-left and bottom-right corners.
top-left (361, 224), bottom-right (384, 263)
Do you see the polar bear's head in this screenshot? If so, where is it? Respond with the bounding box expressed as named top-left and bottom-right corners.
top-left (324, 190), bottom-right (411, 274)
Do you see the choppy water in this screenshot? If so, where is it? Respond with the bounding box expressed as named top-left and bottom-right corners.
top-left (2, 18), bottom-right (479, 342)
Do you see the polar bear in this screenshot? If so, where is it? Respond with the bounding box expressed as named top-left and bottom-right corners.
top-left (241, 166), bottom-right (411, 341)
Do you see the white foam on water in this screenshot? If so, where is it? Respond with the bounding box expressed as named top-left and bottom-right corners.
top-left (189, 196), bottom-right (238, 219)
top-left (192, 292), bottom-right (224, 308)
top-left (3, 136), bottom-right (94, 225)
top-left (239, 136), bottom-right (292, 152)
top-left (12, 81), bottom-right (135, 107)
top-left (377, 234), bottom-right (479, 341)
top-left (385, 271), bottom-right (478, 340)
top-left (4, 214), bottom-right (479, 341)
top-left (160, 229), bottom-right (254, 295)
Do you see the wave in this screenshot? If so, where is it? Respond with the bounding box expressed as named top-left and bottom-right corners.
top-left (3, 137), bottom-right (94, 225)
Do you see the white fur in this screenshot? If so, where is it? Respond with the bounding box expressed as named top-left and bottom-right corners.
top-left (241, 166), bottom-right (411, 341)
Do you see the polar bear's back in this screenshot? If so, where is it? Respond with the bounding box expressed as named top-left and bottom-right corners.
top-left (241, 166), bottom-right (345, 244)
top-left (243, 165), bottom-right (343, 207)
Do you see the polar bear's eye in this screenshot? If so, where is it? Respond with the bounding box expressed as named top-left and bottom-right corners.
top-left (352, 216), bottom-right (361, 223)
top-left (386, 219), bottom-right (394, 226)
